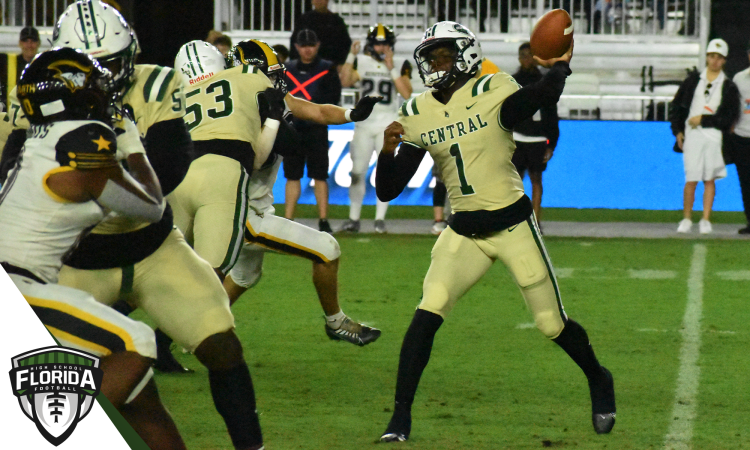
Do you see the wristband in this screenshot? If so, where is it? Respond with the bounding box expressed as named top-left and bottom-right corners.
top-left (390, 67), bottom-right (401, 80)
top-left (264, 119), bottom-right (280, 130)
top-left (346, 53), bottom-right (356, 65)
top-left (344, 109), bottom-right (353, 122)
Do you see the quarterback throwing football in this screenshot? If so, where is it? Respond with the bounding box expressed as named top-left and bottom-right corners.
top-left (376, 22), bottom-right (616, 442)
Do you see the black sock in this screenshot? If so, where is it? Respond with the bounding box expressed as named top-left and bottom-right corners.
top-left (394, 309), bottom-right (444, 407)
top-left (552, 319), bottom-right (604, 381)
top-left (155, 329), bottom-right (174, 361)
top-left (209, 364), bottom-right (263, 449)
top-left (112, 299), bottom-right (134, 316)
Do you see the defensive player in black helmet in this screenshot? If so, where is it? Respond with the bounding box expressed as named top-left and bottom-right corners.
top-left (0, 47), bottom-right (185, 448)
top-left (223, 39), bottom-right (382, 347)
top-left (376, 22), bottom-right (615, 442)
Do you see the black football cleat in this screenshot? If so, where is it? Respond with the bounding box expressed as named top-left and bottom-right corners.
top-left (589, 366), bottom-right (616, 434)
top-left (325, 317), bottom-right (381, 347)
top-left (154, 329), bottom-right (194, 374)
top-left (154, 351), bottom-right (194, 374)
top-left (380, 406), bottom-right (411, 443)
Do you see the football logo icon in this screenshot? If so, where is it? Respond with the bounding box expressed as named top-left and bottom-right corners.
top-left (9, 346), bottom-right (103, 446)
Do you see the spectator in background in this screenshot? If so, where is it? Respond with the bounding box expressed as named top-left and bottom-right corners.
top-left (730, 40), bottom-right (750, 234)
top-left (511, 42), bottom-right (560, 224)
top-left (290, 0), bottom-right (351, 67)
top-left (671, 39), bottom-right (740, 234)
top-left (283, 29), bottom-right (341, 232)
top-left (0, 26), bottom-right (40, 108)
top-left (272, 44), bottom-right (290, 64)
top-left (206, 31), bottom-right (233, 57)
top-left (212, 35), bottom-right (233, 57)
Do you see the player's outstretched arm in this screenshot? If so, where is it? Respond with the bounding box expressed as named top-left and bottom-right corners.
top-left (376, 121), bottom-right (426, 202)
top-left (285, 93), bottom-right (383, 124)
top-left (500, 41), bottom-right (573, 131)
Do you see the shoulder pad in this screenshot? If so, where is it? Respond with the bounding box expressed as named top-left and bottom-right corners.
top-left (471, 74), bottom-right (495, 97)
top-left (241, 64), bottom-right (260, 74)
top-left (55, 123), bottom-right (118, 169)
top-left (142, 66), bottom-right (178, 104)
top-left (400, 97), bottom-right (420, 117)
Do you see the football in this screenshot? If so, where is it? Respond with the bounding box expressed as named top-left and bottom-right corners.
top-left (529, 9), bottom-right (574, 60)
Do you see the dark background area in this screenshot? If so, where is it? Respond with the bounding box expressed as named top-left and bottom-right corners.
top-left (711, 0), bottom-right (750, 77)
top-left (130, 0), bottom-right (215, 68)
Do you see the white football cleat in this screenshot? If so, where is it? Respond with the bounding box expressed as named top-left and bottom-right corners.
top-left (699, 219), bottom-right (712, 234)
top-left (676, 218), bottom-right (692, 233)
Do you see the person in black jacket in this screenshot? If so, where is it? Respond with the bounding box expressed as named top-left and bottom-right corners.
top-left (289, 0), bottom-right (352, 67)
top-left (284, 29), bottom-right (342, 232)
top-left (511, 42), bottom-right (560, 223)
top-left (670, 39), bottom-right (740, 234)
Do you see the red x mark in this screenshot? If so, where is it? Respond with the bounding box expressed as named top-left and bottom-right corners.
top-left (287, 70), bottom-right (329, 100)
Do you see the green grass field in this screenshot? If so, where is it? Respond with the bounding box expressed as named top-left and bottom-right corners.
top-left (146, 234), bottom-right (750, 450)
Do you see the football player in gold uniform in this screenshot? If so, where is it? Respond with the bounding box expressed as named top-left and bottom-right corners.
top-left (0, 48), bottom-right (185, 449)
top-left (376, 22), bottom-right (615, 442)
top-left (2, 2), bottom-right (266, 449)
top-left (223, 39), bottom-right (381, 346)
top-left (169, 40), bottom-right (280, 279)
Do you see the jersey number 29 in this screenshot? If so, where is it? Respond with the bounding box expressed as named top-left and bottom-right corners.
top-left (362, 78), bottom-right (392, 104)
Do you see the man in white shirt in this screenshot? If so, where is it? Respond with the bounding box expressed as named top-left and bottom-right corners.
top-left (731, 40), bottom-right (750, 234)
top-left (670, 39), bottom-right (740, 234)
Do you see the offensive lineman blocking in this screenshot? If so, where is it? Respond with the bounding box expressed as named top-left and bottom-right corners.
top-left (223, 39), bottom-right (381, 346)
top-left (376, 22), bottom-right (616, 442)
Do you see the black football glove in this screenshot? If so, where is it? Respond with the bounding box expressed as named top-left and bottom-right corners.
top-left (262, 87), bottom-right (287, 121)
top-left (401, 60), bottom-right (413, 79)
top-left (349, 95), bottom-right (383, 122)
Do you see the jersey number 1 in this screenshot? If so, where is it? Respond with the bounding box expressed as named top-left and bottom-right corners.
top-left (449, 143), bottom-right (474, 195)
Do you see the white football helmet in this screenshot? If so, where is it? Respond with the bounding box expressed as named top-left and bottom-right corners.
top-left (52, 0), bottom-right (137, 96)
top-left (414, 21), bottom-right (482, 89)
top-left (174, 41), bottom-right (227, 86)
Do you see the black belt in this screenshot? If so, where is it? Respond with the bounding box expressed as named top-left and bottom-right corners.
top-left (1, 262), bottom-right (46, 284)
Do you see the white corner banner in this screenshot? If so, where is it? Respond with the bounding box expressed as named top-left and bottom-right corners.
top-left (0, 267), bottom-right (133, 449)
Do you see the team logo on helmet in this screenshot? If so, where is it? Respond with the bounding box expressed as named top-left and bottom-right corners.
top-left (48, 60), bottom-right (94, 93)
top-left (9, 346), bottom-right (103, 446)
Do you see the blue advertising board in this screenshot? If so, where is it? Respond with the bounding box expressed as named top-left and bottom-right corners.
top-left (273, 121), bottom-right (743, 211)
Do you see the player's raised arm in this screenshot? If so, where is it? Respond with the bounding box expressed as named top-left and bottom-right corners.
top-left (383, 46), bottom-right (413, 100)
top-left (339, 41), bottom-right (361, 87)
top-left (499, 41), bottom-right (573, 131)
top-left (375, 121), bottom-right (426, 201)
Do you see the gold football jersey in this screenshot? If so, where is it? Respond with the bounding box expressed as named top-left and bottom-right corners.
top-left (399, 71), bottom-right (523, 212)
top-left (184, 64), bottom-right (272, 144)
top-left (122, 65), bottom-right (186, 137)
top-left (6, 64), bottom-right (185, 135)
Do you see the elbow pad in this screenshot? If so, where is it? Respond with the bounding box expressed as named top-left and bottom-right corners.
top-left (97, 178), bottom-right (166, 223)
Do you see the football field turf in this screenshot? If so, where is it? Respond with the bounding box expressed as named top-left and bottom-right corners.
top-left (147, 234), bottom-right (750, 449)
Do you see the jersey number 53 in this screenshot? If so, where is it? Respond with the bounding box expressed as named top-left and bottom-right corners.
top-left (185, 79), bottom-right (234, 131)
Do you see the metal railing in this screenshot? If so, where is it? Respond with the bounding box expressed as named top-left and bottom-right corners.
top-left (0, 0), bottom-right (75, 27)
top-left (341, 88), bottom-right (675, 121)
top-left (215, 0), bottom-right (702, 38)
top-left (559, 94), bottom-right (674, 121)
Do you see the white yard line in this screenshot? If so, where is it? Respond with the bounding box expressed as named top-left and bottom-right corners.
top-left (663, 244), bottom-right (706, 450)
